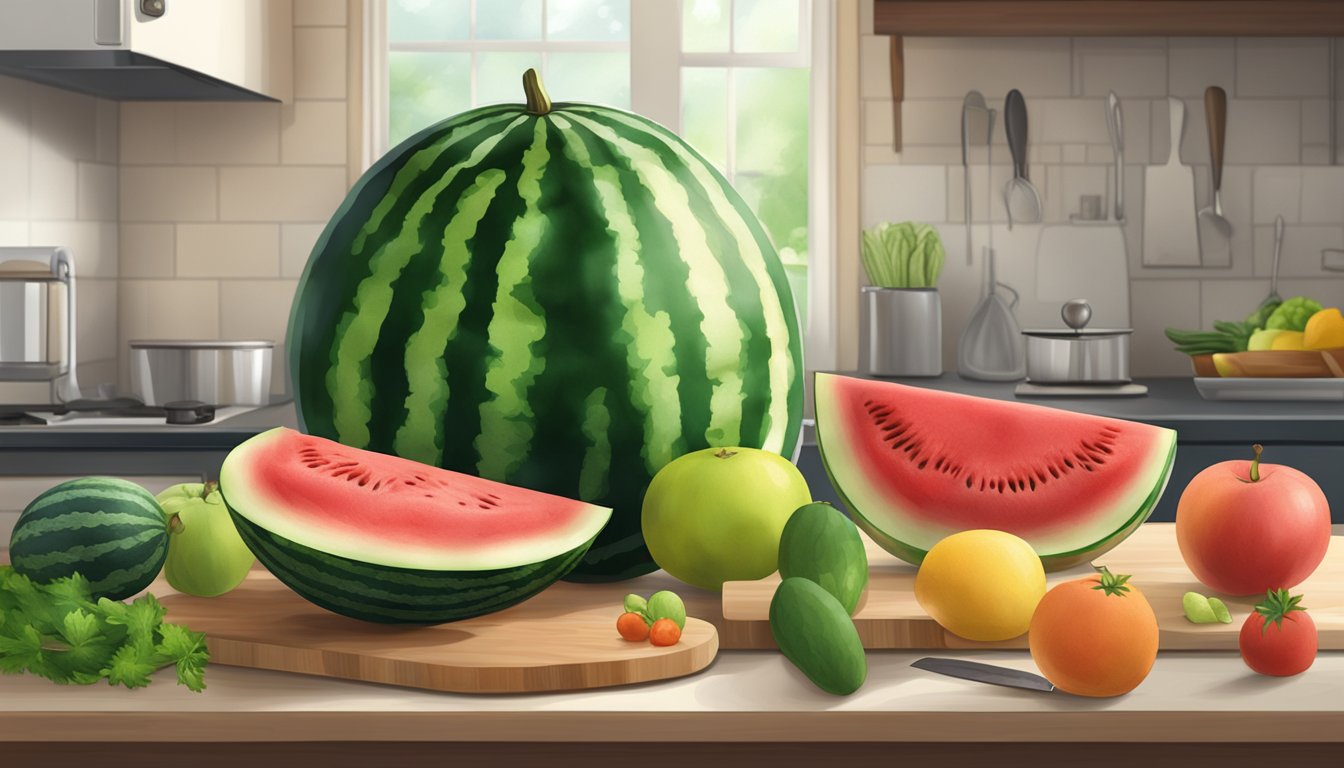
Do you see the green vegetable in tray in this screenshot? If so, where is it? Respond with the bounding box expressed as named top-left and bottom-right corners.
top-left (860, 221), bottom-right (945, 289)
top-left (1163, 320), bottom-right (1256, 356)
top-left (1245, 298), bottom-right (1282, 330)
top-left (0, 566), bottom-right (208, 691)
top-left (1265, 297), bottom-right (1324, 332)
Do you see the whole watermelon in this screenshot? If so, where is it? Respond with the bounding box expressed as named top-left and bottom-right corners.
top-left (288, 69), bottom-right (803, 581)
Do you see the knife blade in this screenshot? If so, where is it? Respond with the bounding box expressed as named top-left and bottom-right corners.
top-left (911, 657), bottom-right (1055, 693)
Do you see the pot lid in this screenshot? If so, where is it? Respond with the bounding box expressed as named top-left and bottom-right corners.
top-left (1021, 328), bottom-right (1133, 338)
top-left (129, 340), bottom-right (275, 349)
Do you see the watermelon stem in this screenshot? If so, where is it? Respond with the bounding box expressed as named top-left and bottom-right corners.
top-left (522, 68), bottom-right (552, 116)
top-left (1249, 444), bottom-right (1263, 482)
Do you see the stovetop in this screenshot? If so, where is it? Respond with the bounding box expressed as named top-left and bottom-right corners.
top-left (0, 403), bottom-right (261, 428)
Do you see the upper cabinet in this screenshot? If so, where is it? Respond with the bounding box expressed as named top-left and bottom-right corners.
top-left (0, 0), bottom-right (293, 102)
top-left (874, 1), bottom-right (1344, 36)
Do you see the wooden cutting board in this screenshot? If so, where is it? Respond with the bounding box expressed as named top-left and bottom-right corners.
top-left (161, 571), bottom-right (718, 694)
top-left (719, 523), bottom-right (1344, 651)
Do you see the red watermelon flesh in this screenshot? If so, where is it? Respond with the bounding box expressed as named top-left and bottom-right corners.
top-left (814, 374), bottom-right (1176, 570)
top-left (221, 427), bottom-right (612, 572)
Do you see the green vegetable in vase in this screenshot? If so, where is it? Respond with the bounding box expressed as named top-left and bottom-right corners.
top-left (1265, 297), bottom-right (1323, 332)
top-left (860, 221), bottom-right (946, 289)
top-left (1245, 299), bottom-right (1282, 330)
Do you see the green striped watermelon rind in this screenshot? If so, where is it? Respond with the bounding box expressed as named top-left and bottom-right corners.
top-left (227, 505), bottom-right (598, 624)
top-left (287, 97), bottom-right (804, 582)
top-left (7, 477), bottom-right (168, 601)
top-left (813, 374), bottom-right (1178, 572)
top-left (827, 438), bottom-right (1177, 571)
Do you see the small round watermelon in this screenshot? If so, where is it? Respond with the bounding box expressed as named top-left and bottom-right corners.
top-left (9, 477), bottom-right (169, 600)
top-left (288, 69), bottom-right (804, 581)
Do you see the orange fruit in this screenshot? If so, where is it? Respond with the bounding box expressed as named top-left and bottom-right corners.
top-left (1028, 568), bottom-right (1158, 697)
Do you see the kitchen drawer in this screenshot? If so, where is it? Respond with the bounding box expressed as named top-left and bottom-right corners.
top-left (0, 475), bottom-right (202, 544)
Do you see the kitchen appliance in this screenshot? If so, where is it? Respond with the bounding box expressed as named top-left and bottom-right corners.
top-left (717, 523), bottom-right (1344, 651)
top-left (1143, 97), bottom-right (1201, 266)
top-left (0, 247), bottom-right (80, 405)
top-left (159, 574), bottom-right (719, 694)
top-left (0, 0), bottom-right (291, 101)
top-left (911, 658), bottom-right (1055, 693)
top-left (958, 249), bottom-right (1026, 382)
top-left (1003, 89), bottom-right (1042, 227)
top-left (129, 340), bottom-right (274, 407)
top-left (1198, 86), bottom-right (1233, 266)
top-left (1016, 299), bottom-right (1147, 397)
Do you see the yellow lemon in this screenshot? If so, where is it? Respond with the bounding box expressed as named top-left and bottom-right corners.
top-left (1269, 330), bottom-right (1306, 351)
top-left (1304, 307), bottom-right (1344, 350)
top-left (914, 529), bottom-right (1046, 641)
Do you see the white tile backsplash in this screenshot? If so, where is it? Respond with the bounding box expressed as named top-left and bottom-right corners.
top-left (861, 36), bottom-right (1344, 377)
top-left (1236, 38), bottom-right (1330, 98)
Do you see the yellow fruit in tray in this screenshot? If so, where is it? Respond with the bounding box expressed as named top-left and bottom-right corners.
top-left (914, 529), bottom-right (1046, 642)
top-left (1304, 307), bottom-right (1344, 350)
top-left (1269, 330), bottom-right (1307, 351)
top-left (1212, 353), bottom-right (1239, 377)
top-left (1247, 328), bottom-right (1286, 351)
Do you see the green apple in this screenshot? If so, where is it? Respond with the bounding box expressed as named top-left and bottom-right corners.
top-left (641, 447), bottom-right (811, 591)
top-left (159, 481), bottom-right (255, 597)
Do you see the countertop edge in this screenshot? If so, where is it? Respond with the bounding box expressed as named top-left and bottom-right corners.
top-left (3, 710), bottom-right (1344, 743)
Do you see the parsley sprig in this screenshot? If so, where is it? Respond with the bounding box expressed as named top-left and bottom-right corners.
top-left (0, 566), bottom-right (208, 692)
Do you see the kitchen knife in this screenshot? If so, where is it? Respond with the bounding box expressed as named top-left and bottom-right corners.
top-left (911, 657), bottom-right (1055, 693)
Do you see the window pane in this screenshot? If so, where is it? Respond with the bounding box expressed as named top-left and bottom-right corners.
top-left (477, 0), bottom-right (542, 40)
top-left (388, 52), bottom-right (471, 146)
top-left (734, 0), bottom-right (799, 53)
top-left (546, 52), bottom-right (630, 108)
top-left (389, 0), bottom-right (469, 42)
top-left (478, 52), bottom-right (542, 106)
top-left (734, 67), bottom-right (809, 301)
top-left (680, 68), bottom-right (728, 172)
top-left (548, 0), bottom-right (629, 41)
top-left (682, 0), bottom-right (729, 53)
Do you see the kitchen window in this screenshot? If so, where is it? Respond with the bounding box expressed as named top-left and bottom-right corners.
top-left (366, 0), bottom-right (837, 369)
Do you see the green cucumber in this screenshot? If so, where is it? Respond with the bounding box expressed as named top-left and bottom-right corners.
top-left (769, 577), bottom-right (866, 696)
top-left (777, 502), bottom-right (868, 615)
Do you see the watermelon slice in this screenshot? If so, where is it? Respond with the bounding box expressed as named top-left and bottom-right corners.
top-left (814, 374), bottom-right (1176, 570)
top-left (219, 427), bottom-right (612, 624)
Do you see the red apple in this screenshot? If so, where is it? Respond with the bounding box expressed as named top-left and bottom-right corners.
top-left (1176, 445), bottom-right (1331, 596)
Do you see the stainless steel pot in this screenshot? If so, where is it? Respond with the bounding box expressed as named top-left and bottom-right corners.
top-left (129, 340), bottom-right (274, 406)
top-left (1022, 299), bottom-right (1132, 384)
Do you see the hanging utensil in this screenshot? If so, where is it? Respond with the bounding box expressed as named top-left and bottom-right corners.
top-left (1267, 215), bottom-right (1285, 306)
top-left (961, 91), bottom-right (992, 265)
top-left (957, 245), bottom-right (1026, 382)
top-left (1198, 86), bottom-right (1232, 265)
top-left (1104, 91), bottom-right (1125, 221)
top-left (1142, 97), bottom-right (1201, 266)
top-left (1003, 89), bottom-right (1042, 228)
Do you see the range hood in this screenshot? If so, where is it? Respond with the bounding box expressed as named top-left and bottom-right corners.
top-left (0, 0), bottom-right (292, 102)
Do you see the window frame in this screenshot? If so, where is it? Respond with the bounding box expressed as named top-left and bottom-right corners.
top-left (363, 0), bottom-right (838, 372)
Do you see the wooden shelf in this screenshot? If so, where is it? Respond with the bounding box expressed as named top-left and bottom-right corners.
top-left (874, 1), bottom-right (1344, 37)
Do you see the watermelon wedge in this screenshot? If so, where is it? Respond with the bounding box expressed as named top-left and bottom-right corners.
top-left (814, 374), bottom-right (1176, 570)
top-left (219, 427), bottom-right (611, 624)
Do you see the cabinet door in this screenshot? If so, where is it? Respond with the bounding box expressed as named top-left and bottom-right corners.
top-left (0, 475), bottom-right (202, 548)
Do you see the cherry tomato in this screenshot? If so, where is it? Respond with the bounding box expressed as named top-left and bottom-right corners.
top-left (1238, 590), bottom-right (1317, 677)
top-left (616, 611), bottom-right (650, 642)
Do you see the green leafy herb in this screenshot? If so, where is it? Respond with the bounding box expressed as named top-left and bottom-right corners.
top-left (860, 221), bottom-right (945, 288)
top-left (0, 565), bottom-right (208, 692)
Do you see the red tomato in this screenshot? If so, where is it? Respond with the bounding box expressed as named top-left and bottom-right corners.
top-left (1176, 445), bottom-right (1330, 596)
top-left (1238, 590), bottom-right (1317, 677)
